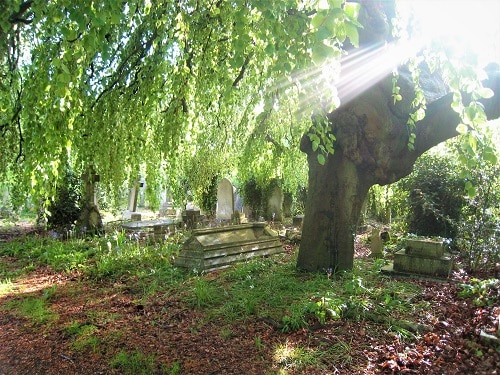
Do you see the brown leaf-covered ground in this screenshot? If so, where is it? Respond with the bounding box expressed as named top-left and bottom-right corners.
top-left (0, 226), bottom-right (499, 374)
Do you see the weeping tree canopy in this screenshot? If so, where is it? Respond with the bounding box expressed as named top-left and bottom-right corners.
top-left (1, 0), bottom-right (499, 267)
top-left (2, 0), bottom-right (349, 208)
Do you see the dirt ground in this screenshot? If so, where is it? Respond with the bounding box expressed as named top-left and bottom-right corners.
top-left (0, 224), bottom-right (499, 374)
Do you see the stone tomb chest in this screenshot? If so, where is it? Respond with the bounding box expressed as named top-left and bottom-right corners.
top-left (390, 238), bottom-right (453, 277)
top-left (174, 223), bottom-right (283, 272)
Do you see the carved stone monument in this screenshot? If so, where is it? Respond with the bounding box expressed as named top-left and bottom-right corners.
top-left (383, 238), bottom-right (453, 278)
top-left (216, 178), bottom-right (235, 221)
top-left (174, 223), bottom-right (284, 272)
top-left (123, 180), bottom-right (143, 221)
top-left (77, 169), bottom-right (103, 233)
top-left (267, 186), bottom-right (284, 221)
top-left (369, 228), bottom-right (383, 258)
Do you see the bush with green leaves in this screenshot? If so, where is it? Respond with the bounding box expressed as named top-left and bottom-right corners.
top-left (240, 177), bottom-right (264, 219)
top-left (454, 145), bottom-right (500, 274)
top-left (458, 278), bottom-right (500, 307)
top-left (46, 165), bottom-right (82, 230)
top-left (199, 175), bottom-right (218, 217)
top-left (393, 152), bottom-right (465, 239)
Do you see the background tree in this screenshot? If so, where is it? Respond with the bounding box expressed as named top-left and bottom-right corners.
top-left (1, 1), bottom-right (499, 271)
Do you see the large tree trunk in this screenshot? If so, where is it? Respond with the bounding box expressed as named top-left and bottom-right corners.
top-left (297, 146), bottom-right (371, 272)
top-left (297, 60), bottom-right (500, 272)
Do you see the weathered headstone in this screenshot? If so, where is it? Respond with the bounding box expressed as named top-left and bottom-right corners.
top-left (283, 193), bottom-right (293, 218)
top-left (370, 228), bottom-right (383, 258)
top-left (216, 178), bottom-right (234, 221)
top-left (138, 179), bottom-right (146, 208)
top-left (234, 190), bottom-right (244, 213)
top-left (182, 209), bottom-right (201, 229)
top-left (267, 186), bottom-right (284, 221)
top-left (123, 180), bottom-right (142, 221)
top-left (77, 170), bottom-right (103, 233)
top-left (292, 215), bottom-right (304, 228)
top-left (159, 191), bottom-right (177, 218)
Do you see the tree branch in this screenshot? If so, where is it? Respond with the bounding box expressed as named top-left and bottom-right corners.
top-left (232, 55), bottom-right (251, 87)
top-left (8, 0), bottom-right (34, 25)
top-left (15, 116), bottom-right (24, 162)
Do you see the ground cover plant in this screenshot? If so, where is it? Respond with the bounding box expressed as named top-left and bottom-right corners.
top-left (0, 223), bottom-right (499, 374)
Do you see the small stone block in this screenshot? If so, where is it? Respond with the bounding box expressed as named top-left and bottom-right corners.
top-left (406, 239), bottom-right (444, 258)
top-left (130, 213), bottom-right (142, 221)
top-left (292, 215), bottom-right (304, 228)
top-left (394, 249), bottom-right (452, 277)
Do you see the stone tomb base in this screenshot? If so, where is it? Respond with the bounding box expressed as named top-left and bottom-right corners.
top-left (174, 223), bottom-right (284, 272)
top-left (382, 239), bottom-right (453, 278)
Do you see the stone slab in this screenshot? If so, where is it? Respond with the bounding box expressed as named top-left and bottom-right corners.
top-left (121, 218), bottom-right (180, 239)
top-left (175, 223), bottom-right (284, 272)
top-left (405, 239), bottom-right (444, 258)
top-left (394, 249), bottom-right (452, 277)
top-left (381, 263), bottom-right (451, 281)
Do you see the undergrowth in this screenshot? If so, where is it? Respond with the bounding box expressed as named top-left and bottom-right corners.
top-left (0, 229), bottom-right (432, 373)
top-left (0, 231), bottom-right (425, 334)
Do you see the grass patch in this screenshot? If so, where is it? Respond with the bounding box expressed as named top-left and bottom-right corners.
top-left (0, 231), bottom-right (425, 335)
top-left (0, 278), bottom-right (14, 296)
top-left (5, 294), bottom-right (58, 325)
top-left (273, 339), bottom-right (353, 373)
top-left (110, 350), bottom-right (158, 375)
top-left (0, 227), bottom-right (430, 374)
top-left (65, 321), bottom-right (101, 352)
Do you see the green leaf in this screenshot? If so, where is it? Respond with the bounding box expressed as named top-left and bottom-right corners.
top-left (316, 25), bottom-right (334, 40)
top-left (330, 0), bottom-right (344, 9)
top-left (477, 87), bottom-right (494, 99)
top-left (264, 43), bottom-right (275, 55)
top-left (230, 53), bottom-right (245, 68)
top-left (465, 181), bottom-right (476, 198)
top-left (345, 22), bottom-right (359, 47)
top-left (344, 2), bottom-right (361, 19)
top-left (483, 150), bottom-right (497, 164)
top-left (317, 153), bottom-right (326, 165)
top-left (308, 133), bottom-right (320, 144)
top-left (468, 134), bottom-right (477, 152)
top-left (311, 12), bottom-right (327, 28)
top-left (312, 43), bottom-right (335, 65)
top-left (456, 123), bottom-right (468, 134)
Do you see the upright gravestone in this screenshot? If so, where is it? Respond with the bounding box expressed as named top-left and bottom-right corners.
top-left (283, 193), bottom-right (293, 218)
top-left (216, 178), bottom-right (234, 221)
top-left (77, 170), bottom-right (103, 233)
top-left (370, 228), bottom-right (383, 258)
top-left (123, 180), bottom-right (142, 221)
top-left (234, 190), bottom-right (244, 213)
top-left (138, 179), bottom-right (146, 208)
top-left (267, 186), bottom-right (284, 221)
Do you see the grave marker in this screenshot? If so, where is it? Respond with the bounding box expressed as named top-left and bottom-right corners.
top-left (267, 186), bottom-right (283, 221)
top-left (216, 178), bottom-right (234, 220)
top-left (123, 180), bottom-right (143, 221)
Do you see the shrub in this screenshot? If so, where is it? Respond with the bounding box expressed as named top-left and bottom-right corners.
top-left (47, 166), bottom-right (82, 230)
top-left (199, 175), bottom-right (218, 217)
top-left (394, 153), bottom-right (465, 239)
top-left (455, 160), bottom-right (500, 274)
top-left (241, 177), bottom-right (264, 219)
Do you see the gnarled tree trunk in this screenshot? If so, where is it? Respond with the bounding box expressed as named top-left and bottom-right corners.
top-left (297, 60), bottom-right (500, 272)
